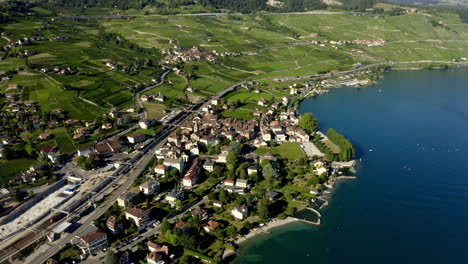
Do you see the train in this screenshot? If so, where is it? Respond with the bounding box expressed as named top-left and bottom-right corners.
top-left (49, 213), bottom-right (66, 224)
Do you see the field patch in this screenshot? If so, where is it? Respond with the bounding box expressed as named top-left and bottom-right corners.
top-left (74, 41), bottom-right (92, 48)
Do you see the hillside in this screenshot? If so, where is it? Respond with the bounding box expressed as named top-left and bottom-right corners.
top-left (101, 9), bottom-right (468, 95)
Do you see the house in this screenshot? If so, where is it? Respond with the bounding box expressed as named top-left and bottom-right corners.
top-left (78, 228), bottom-right (108, 255)
top-left (155, 95), bottom-right (165, 102)
top-left (73, 133), bottom-right (85, 140)
top-left (191, 208), bottom-right (208, 219)
top-left (258, 98), bottom-right (267, 106)
top-left (274, 131), bottom-right (287, 142)
top-left (310, 188), bottom-right (319, 195)
top-left (175, 221), bottom-right (188, 233)
top-left (154, 164), bottom-right (168, 175)
top-left (165, 189), bottom-right (184, 207)
top-left (203, 220), bottom-right (221, 232)
top-left (163, 158), bottom-right (185, 171)
top-left (147, 252), bottom-right (164, 264)
top-left (211, 99), bottom-right (220, 105)
top-left (261, 130), bottom-right (272, 142)
top-left (266, 190), bottom-right (280, 201)
top-left (74, 127), bottom-right (87, 135)
top-left (77, 147), bottom-right (93, 157)
top-left (235, 179), bottom-right (249, 189)
top-left (94, 138), bottom-right (123, 156)
top-left (224, 179), bottom-right (235, 187)
top-left (139, 119), bottom-right (157, 129)
top-left (231, 205), bottom-right (248, 220)
top-left (148, 242), bottom-right (170, 255)
top-left (125, 207), bottom-right (150, 229)
top-left (85, 121), bottom-right (96, 128)
top-left (106, 215), bottom-right (123, 235)
top-left (117, 192), bottom-right (139, 207)
top-left (182, 158), bottom-right (201, 188)
top-left (212, 200), bottom-right (223, 208)
top-left (247, 165), bottom-right (260, 175)
top-left (127, 132), bottom-right (146, 144)
top-left (101, 123), bottom-right (112, 130)
top-left (314, 160), bottom-right (328, 176)
top-left (140, 181), bottom-right (160, 196)
top-left (217, 152), bottom-right (228, 163)
top-left (7, 84), bottom-right (19, 90)
top-left (203, 160), bottom-right (215, 172)
top-left (39, 132), bottom-right (51, 140)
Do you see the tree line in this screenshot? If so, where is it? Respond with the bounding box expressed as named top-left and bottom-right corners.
top-left (313, 128), bottom-right (355, 161)
top-left (326, 128), bottom-right (355, 161)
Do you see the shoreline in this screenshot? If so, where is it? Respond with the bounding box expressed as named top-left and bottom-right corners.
top-left (224, 217), bottom-right (301, 261)
top-left (233, 217), bottom-right (299, 246)
top-left (297, 62), bottom-right (468, 103)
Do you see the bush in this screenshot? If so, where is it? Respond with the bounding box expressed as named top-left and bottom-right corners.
top-left (277, 213), bottom-right (287, 220)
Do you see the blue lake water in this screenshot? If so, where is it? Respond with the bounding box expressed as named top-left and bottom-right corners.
top-left (233, 69), bottom-right (468, 264)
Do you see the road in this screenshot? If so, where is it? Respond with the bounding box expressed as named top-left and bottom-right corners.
top-left (58, 10), bottom-right (359, 20)
top-left (134, 69), bottom-right (171, 120)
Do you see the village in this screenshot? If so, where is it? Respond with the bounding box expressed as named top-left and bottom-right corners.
top-left (63, 92), bottom-right (356, 263)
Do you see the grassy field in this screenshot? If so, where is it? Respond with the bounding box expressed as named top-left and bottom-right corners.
top-left (323, 140), bottom-right (341, 154)
top-left (255, 142), bottom-right (307, 162)
top-left (142, 102), bottom-right (167, 120)
top-left (0, 159), bottom-right (37, 183)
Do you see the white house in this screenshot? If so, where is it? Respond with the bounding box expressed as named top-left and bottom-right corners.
top-left (78, 229), bottom-right (108, 255)
top-left (231, 205), bottom-right (248, 220)
top-left (154, 164), bottom-right (168, 175)
top-left (127, 132), bottom-right (146, 144)
top-left (139, 119), bottom-right (156, 129)
top-left (163, 158), bottom-right (185, 171)
top-left (125, 207), bottom-right (150, 230)
top-left (203, 160), bottom-right (215, 172)
top-left (139, 181), bottom-right (160, 195)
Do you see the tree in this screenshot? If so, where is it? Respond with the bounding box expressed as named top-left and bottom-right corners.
top-left (257, 198), bottom-right (270, 220)
top-left (299, 113), bottom-right (318, 133)
top-left (12, 191), bottom-right (24, 202)
top-left (159, 218), bottom-right (171, 234)
top-left (226, 225), bottom-right (238, 237)
top-left (105, 250), bottom-right (118, 264)
top-left (219, 189), bottom-right (229, 203)
top-left (208, 192), bottom-right (218, 201)
top-left (228, 141), bottom-right (242, 155)
top-left (262, 162), bottom-right (278, 189)
top-left (226, 152), bottom-right (238, 171)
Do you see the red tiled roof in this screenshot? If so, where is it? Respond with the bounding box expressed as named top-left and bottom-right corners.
top-left (80, 229), bottom-right (106, 243)
top-left (126, 207), bottom-right (148, 218)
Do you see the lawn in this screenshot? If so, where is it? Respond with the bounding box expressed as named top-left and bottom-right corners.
top-left (323, 140), bottom-right (341, 154)
top-left (142, 102), bottom-right (167, 120)
top-left (255, 142), bottom-right (307, 162)
top-left (0, 158), bottom-right (37, 184)
top-left (220, 108), bottom-right (255, 120)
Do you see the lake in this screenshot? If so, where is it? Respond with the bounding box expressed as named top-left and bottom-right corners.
top-left (232, 69), bottom-right (468, 264)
